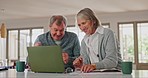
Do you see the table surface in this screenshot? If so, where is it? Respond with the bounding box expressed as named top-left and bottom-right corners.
top-left (0, 69), bottom-right (148, 78)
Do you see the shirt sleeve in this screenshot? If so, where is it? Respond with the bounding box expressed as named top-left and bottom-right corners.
top-left (34, 35), bottom-right (41, 45)
top-left (69, 34), bottom-right (80, 61)
top-left (65, 33), bottom-right (80, 68)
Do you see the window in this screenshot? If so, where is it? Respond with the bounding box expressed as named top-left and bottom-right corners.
top-left (137, 23), bottom-right (148, 63)
top-left (32, 29), bottom-right (44, 46)
top-left (8, 30), bottom-right (18, 60)
top-left (19, 30), bottom-right (30, 61)
top-left (7, 28), bottom-right (43, 65)
top-left (0, 38), bottom-right (6, 66)
top-left (118, 23), bottom-right (134, 62)
top-left (118, 21), bottom-right (148, 69)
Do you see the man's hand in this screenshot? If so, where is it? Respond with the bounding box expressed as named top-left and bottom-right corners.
top-left (34, 42), bottom-right (42, 46)
top-left (62, 52), bottom-right (69, 64)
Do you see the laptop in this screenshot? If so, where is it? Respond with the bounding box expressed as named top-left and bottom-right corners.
top-left (0, 66), bottom-right (8, 71)
top-left (27, 45), bottom-right (65, 73)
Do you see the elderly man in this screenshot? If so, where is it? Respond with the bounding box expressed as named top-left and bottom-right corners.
top-left (34, 15), bottom-right (80, 69)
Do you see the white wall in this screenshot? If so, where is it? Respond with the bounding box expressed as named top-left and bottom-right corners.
top-left (1, 10), bottom-right (148, 35)
top-left (1, 17), bottom-right (49, 32)
top-left (97, 10), bottom-right (148, 35)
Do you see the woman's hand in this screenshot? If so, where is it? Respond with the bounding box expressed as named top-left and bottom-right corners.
top-left (73, 56), bottom-right (83, 68)
top-left (80, 64), bottom-right (96, 73)
top-left (62, 52), bottom-right (69, 64)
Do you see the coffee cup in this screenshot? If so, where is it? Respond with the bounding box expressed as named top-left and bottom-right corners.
top-left (121, 61), bottom-right (132, 74)
top-left (16, 61), bottom-right (25, 72)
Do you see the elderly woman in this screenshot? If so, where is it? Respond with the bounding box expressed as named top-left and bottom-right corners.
top-left (73, 8), bottom-right (122, 73)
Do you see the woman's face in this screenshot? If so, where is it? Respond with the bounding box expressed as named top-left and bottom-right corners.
top-left (77, 18), bottom-right (94, 35)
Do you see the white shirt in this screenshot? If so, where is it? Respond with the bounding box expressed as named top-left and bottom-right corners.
top-left (84, 26), bottom-right (104, 63)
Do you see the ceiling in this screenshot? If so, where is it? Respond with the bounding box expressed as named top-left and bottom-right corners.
top-left (0, 0), bottom-right (148, 20)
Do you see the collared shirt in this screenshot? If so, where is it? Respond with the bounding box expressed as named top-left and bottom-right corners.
top-left (81, 26), bottom-right (122, 70)
top-left (84, 26), bottom-right (104, 63)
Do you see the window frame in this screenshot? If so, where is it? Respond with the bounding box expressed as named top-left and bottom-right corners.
top-left (118, 21), bottom-right (148, 70)
top-left (6, 27), bottom-right (44, 65)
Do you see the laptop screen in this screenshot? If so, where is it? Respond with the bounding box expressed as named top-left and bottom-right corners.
top-left (27, 46), bottom-right (65, 73)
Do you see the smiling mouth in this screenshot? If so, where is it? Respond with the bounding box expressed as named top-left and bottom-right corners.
top-left (83, 29), bottom-right (88, 33)
top-left (84, 31), bottom-right (87, 33)
top-left (56, 35), bottom-right (63, 38)
top-left (56, 36), bottom-right (61, 38)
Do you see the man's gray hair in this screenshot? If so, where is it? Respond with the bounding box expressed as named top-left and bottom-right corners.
top-left (49, 15), bottom-right (67, 27)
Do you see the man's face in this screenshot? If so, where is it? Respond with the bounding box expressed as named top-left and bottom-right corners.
top-left (50, 21), bottom-right (66, 40)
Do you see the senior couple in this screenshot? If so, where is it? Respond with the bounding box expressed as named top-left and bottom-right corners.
top-left (33, 8), bottom-right (122, 73)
